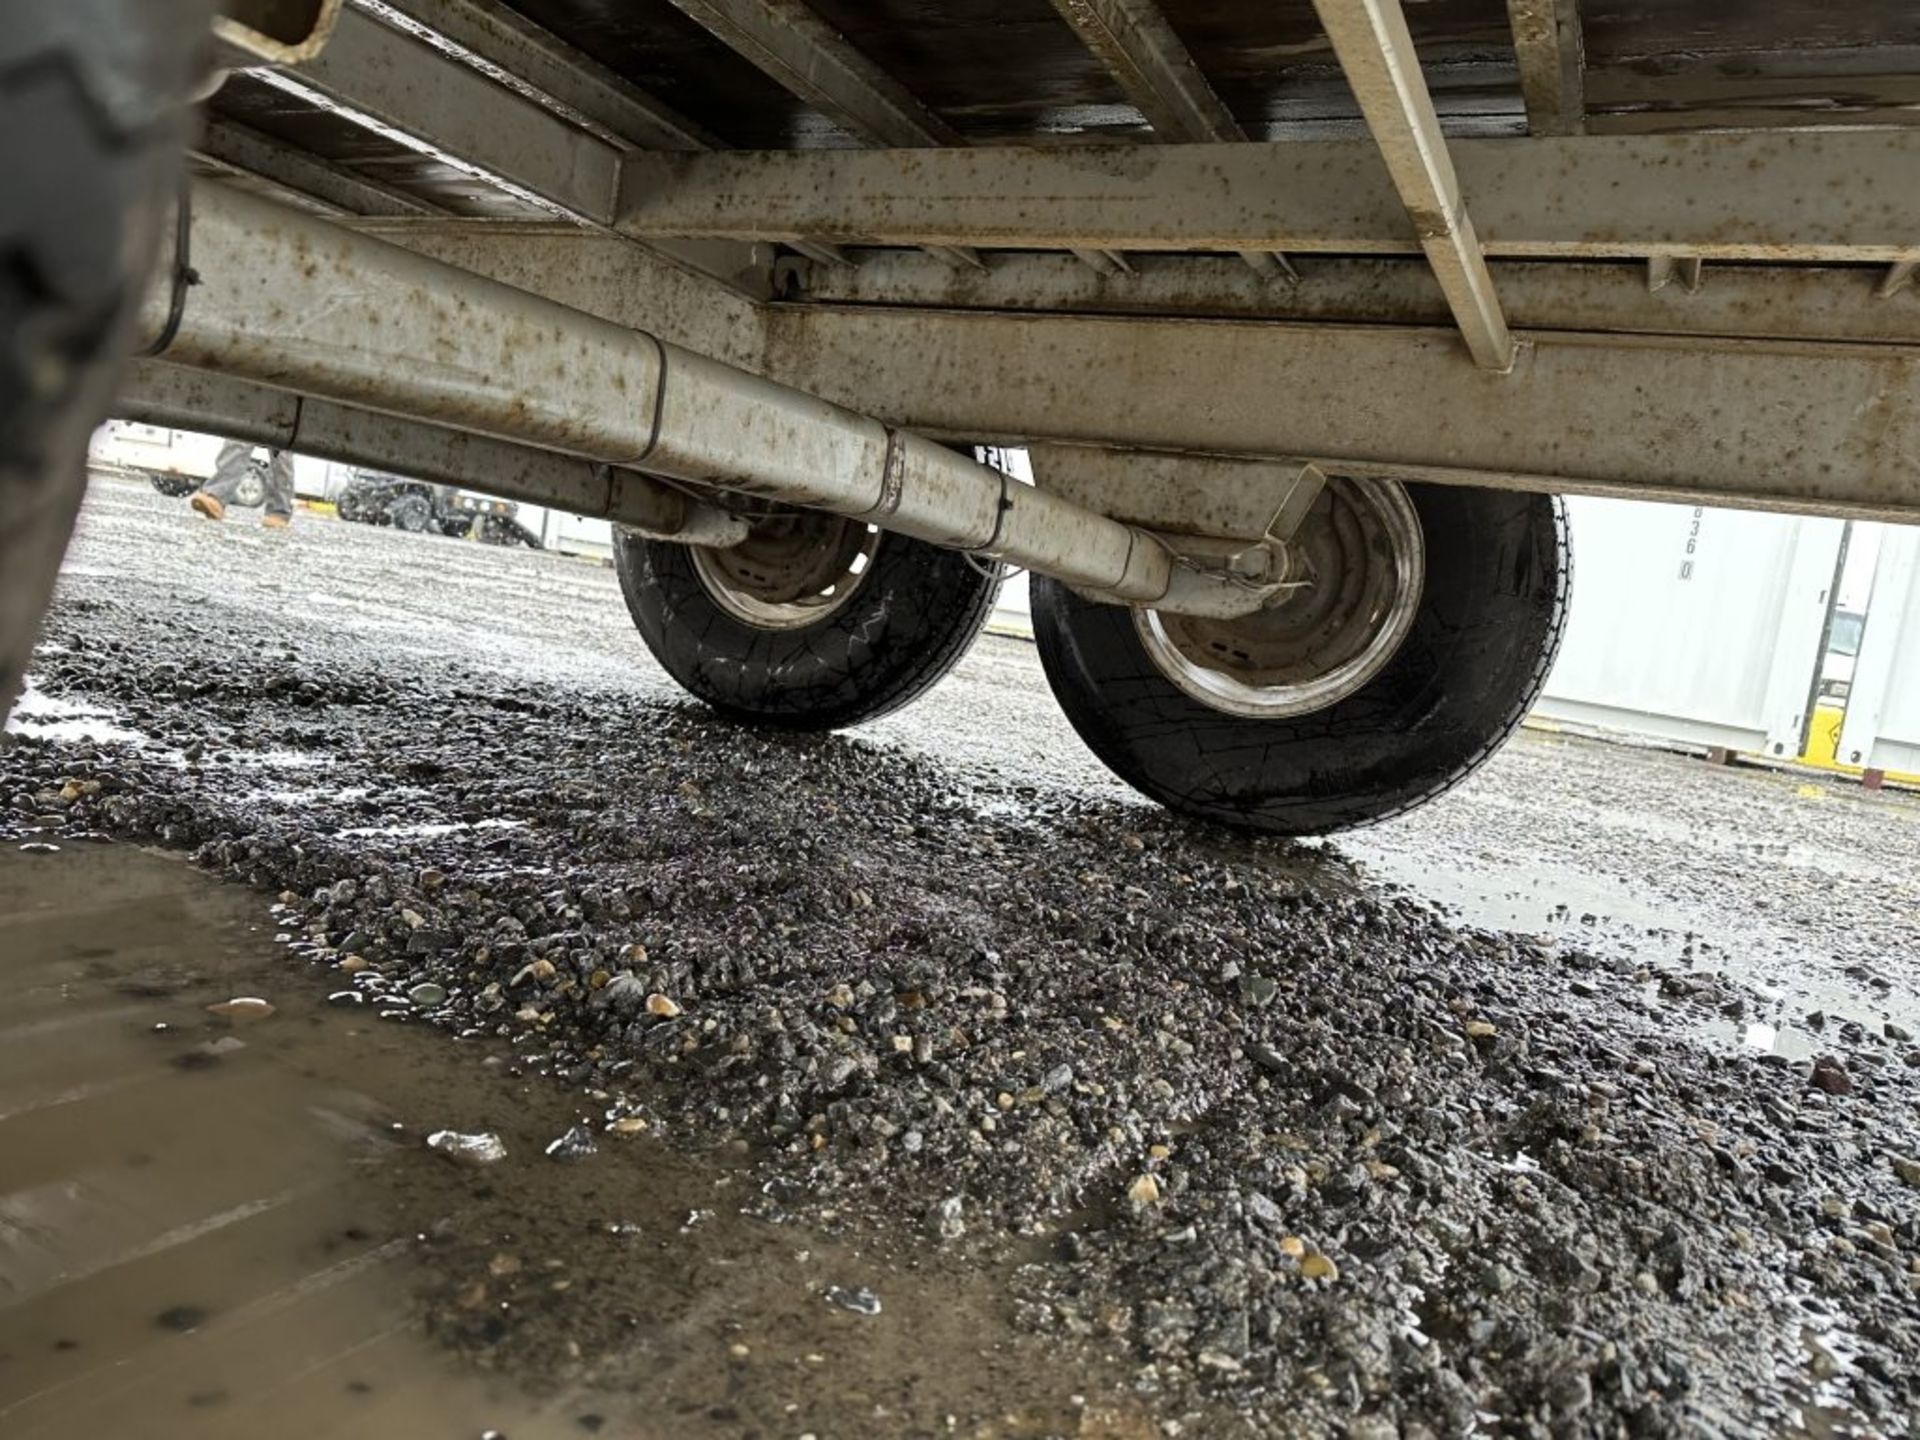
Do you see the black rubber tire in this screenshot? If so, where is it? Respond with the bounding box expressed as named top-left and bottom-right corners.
top-left (147, 471), bottom-right (197, 499)
top-left (388, 492), bottom-right (433, 533)
top-left (616, 528), bottom-right (1001, 730)
top-left (0, 0), bottom-right (208, 723)
top-left (1032, 485), bottom-right (1571, 836)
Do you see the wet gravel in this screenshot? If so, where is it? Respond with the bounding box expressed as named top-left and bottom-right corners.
top-left (6, 479), bottom-right (1920, 1436)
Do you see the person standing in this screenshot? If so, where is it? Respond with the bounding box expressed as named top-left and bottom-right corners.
top-left (190, 440), bottom-right (296, 529)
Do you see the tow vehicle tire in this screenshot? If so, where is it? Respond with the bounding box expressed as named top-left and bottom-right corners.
top-left (147, 472), bottom-right (198, 499)
top-left (232, 464), bottom-right (268, 510)
top-left (1032, 482), bottom-right (1569, 836)
top-left (616, 511), bottom-right (1000, 730)
top-left (388, 492), bottom-right (433, 533)
top-left (0, 0), bottom-right (207, 723)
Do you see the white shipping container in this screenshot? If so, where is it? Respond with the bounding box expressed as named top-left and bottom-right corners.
top-left (1838, 523), bottom-right (1920, 776)
top-left (1534, 498), bottom-right (1844, 757)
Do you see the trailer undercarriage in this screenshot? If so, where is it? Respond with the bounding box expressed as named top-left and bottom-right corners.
top-left (6, 0), bottom-right (1919, 830)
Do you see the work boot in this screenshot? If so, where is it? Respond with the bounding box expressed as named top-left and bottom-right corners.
top-left (261, 514), bottom-right (290, 531)
top-left (189, 491), bottom-right (225, 522)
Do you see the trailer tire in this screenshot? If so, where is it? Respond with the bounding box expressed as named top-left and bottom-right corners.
top-left (0, 0), bottom-right (207, 722)
top-left (1031, 485), bottom-right (1569, 836)
top-left (616, 521), bottom-right (1001, 730)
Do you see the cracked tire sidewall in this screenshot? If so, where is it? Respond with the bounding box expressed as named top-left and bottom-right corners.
top-left (0, 0), bottom-right (208, 722)
top-left (1031, 486), bottom-right (1572, 836)
top-left (616, 529), bottom-right (1002, 731)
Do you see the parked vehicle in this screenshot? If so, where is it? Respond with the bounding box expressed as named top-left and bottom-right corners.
top-left (336, 469), bottom-right (541, 547)
top-left (8, 0), bottom-right (1920, 832)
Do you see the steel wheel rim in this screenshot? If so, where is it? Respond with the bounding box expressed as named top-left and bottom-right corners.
top-left (1135, 477), bottom-right (1426, 719)
top-left (234, 470), bottom-right (267, 509)
top-left (689, 511), bottom-right (881, 631)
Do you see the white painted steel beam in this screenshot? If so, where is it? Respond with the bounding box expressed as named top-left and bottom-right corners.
top-left (617, 132), bottom-right (1920, 264)
top-left (263, 3), bottom-right (624, 224)
top-left (251, 215), bottom-right (1920, 520)
top-left (194, 118), bottom-right (445, 218)
top-left (351, 0), bottom-right (721, 150)
top-left (225, 212), bottom-right (1920, 520)
top-left (667, 0), bottom-right (960, 149)
top-left (785, 250), bottom-right (1920, 347)
top-left (337, 224), bottom-right (1920, 353)
top-left (663, 0), bottom-right (1098, 274)
top-left (1503, 0), bottom-right (1584, 137)
top-left (662, 0), bottom-right (984, 271)
top-left (213, 0), bottom-right (343, 69)
top-left (759, 307), bottom-right (1920, 521)
top-left (1308, 0), bottom-right (1512, 368)
top-left (342, 219), bottom-right (764, 364)
top-left (344, 0), bottom-right (845, 270)
top-left (255, 4), bottom-right (781, 292)
top-left (1045, 0), bottom-right (1294, 280)
top-left (130, 174), bottom-right (1920, 544)
top-left (1050, 0), bottom-right (1238, 139)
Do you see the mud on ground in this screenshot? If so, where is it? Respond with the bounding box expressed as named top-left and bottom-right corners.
top-left (4, 479), bottom-right (1919, 1438)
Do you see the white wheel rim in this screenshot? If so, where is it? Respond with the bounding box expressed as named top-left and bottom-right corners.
top-left (689, 512), bottom-right (881, 632)
top-left (1135, 477), bottom-right (1426, 719)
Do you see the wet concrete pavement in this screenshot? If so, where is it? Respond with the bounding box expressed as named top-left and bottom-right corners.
top-left (4, 476), bottom-right (1919, 1437)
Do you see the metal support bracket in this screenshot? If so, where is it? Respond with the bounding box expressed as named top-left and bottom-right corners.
top-left (1111, 464), bottom-right (1330, 615)
top-left (1647, 255), bottom-right (1705, 294)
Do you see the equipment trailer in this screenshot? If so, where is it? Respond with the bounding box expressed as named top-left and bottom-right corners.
top-left (6, 0), bottom-right (1918, 831)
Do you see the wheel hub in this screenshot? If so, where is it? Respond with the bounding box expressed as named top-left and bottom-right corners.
top-left (1135, 477), bottom-right (1426, 718)
top-left (689, 508), bottom-right (880, 631)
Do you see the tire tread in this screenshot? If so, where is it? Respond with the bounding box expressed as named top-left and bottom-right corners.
top-left (1, 1), bottom-right (206, 721)
top-left (1033, 489), bottom-right (1571, 836)
top-left (617, 530), bottom-right (1001, 730)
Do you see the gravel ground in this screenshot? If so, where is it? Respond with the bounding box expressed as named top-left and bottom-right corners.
top-left (6, 477), bottom-right (1920, 1437)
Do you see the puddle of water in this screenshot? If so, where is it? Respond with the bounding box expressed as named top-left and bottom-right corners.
top-left (0, 844), bottom-right (1125, 1439)
top-left (4, 683), bottom-right (144, 747)
top-left (1343, 839), bottom-right (1686, 957)
top-left (1344, 839), bottom-right (1918, 1062)
top-left (6, 682), bottom-right (336, 783)
top-left (336, 819), bottom-right (526, 840)
top-left (209, 749), bottom-right (333, 771)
